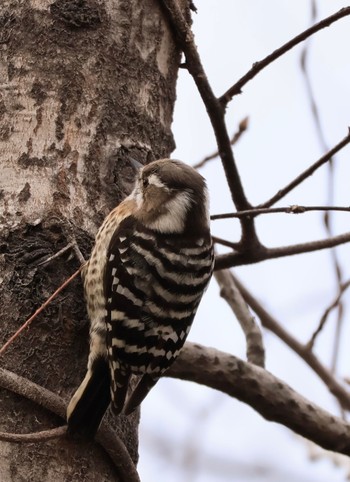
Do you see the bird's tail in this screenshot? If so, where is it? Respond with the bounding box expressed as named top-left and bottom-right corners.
top-left (67, 357), bottom-right (111, 438)
top-left (123, 374), bottom-right (159, 415)
top-left (110, 368), bottom-right (131, 415)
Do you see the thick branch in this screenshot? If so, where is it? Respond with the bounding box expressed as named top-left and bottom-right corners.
top-left (169, 343), bottom-right (350, 455)
top-left (219, 7), bottom-right (350, 104)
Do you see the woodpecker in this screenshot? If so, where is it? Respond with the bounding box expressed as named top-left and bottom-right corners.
top-left (67, 158), bottom-right (214, 437)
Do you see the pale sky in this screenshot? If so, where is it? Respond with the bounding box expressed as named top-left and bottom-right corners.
top-left (139, 2), bottom-right (350, 481)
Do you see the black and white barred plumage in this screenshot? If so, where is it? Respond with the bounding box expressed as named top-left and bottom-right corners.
top-left (67, 159), bottom-right (214, 437)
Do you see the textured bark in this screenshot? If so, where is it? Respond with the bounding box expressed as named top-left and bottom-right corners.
top-left (0, 0), bottom-right (184, 479)
top-left (169, 343), bottom-right (350, 456)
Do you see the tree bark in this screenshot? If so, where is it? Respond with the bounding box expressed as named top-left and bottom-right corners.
top-left (0, 0), bottom-right (184, 479)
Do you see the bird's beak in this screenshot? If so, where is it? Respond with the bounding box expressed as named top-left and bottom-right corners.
top-left (130, 157), bottom-right (143, 173)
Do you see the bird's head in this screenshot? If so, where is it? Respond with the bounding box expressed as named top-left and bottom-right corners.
top-left (131, 159), bottom-right (210, 235)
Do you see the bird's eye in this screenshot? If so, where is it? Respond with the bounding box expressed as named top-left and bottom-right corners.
top-left (142, 178), bottom-right (149, 188)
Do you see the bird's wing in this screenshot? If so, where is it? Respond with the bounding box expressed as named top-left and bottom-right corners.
top-left (104, 216), bottom-right (151, 411)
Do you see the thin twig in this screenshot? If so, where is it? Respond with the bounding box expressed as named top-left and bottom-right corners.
top-left (331, 302), bottom-right (343, 375)
top-left (228, 276), bottom-right (350, 411)
top-left (160, 0), bottom-right (259, 248)
top-left (307, 280), bottom-right (350, 350)
top-left (36, 243), bottom-right (74, 267)
top-left (215, 231), bottom-right (350, 270)
top-left (211, 205), bottom-right (350, 220)
top-left (259, 131), bottom-right (350, 209)
top-left (61, 222), bottom-right (86, 264)
top-left (214, 268), bottom-right (265, 367)
top-left (0, 266), bottom-right (84, 356)
top-left (71, 240), bottom-right (86, 265)
top-left (193, 117), bottom-right (249, 169)
top-left (219, 7), bottom-right (350, 104)
top-left (300, 5), bottom-right (345, 376)
top-left (300, 2), bottom-right (328, 157)
top-left (212, 236), bottom-right (240, 250)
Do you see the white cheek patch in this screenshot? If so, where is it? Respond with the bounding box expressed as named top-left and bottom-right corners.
top-left (148, 191), bottom-right (192, 233)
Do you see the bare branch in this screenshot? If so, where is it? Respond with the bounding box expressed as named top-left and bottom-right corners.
top-left (95, 428), bottom-right (140, 482)
top-left (214, 269), bottom-right (265, 367)
top-left (61, 222), bottom-right (87, 264)
top-left (212, 236), bottom-right (240, 250)
top-left (300, 7), bottom-right (345, 377)
top-left (219, 7), bottom-right (350, 104)
top-left (0, 368), bottom-right (66, 419)
top-left (300, 5), bottom-right (328, 154)
top-left (0, 426), bottom-right (66, 444)
top-left (260, 131), bottom-right (350, 209)
top-left (229, 275), bottom-right (350, 411)
top-left (36, 243), bottom-right (74, 267)
top-left (159, 0), bottom-right (259, 248)
top-left (211, 205), bottom-right (350, 220)
top-left (0, 368), bottom-right (140, 482)
top-left (307, 280), bottom-right (350, 350)
top-left (215, 231), bottom-right (350, 270)
top-left (168, 342), bottom-right (350, 455)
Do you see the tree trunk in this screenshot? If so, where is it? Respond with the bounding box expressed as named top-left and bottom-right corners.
top-left (0, 0), bottom-right (184, 479)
